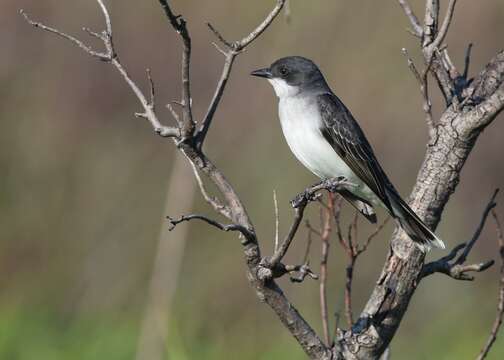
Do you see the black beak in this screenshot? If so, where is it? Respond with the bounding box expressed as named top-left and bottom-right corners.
top-left (250, 67), bottom-right (272, 79)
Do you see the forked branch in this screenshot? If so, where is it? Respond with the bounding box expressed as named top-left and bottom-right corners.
top-left (195, 0), bottom-right (286, 149)
top-left (421, 189), bottom-right (498, 280)
top-left (20, 2), bottom-right (180, 139)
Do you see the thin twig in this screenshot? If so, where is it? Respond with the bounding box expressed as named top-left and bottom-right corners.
top-left (274, 190), bottom-right (280, 252)
top-left (21, 1), bottom-right (180, 139)
top-left (157, 0), bottom-right (194, 138)
top-left (402, 48), bottom-right (435, 131)
top-left (421, 189), bottom-right (499, 280)
top-left (303, 221), bottom-right (315, 264)
top-left (146, 68), bottom-right (155, 109)
top-left (477, 210), bottom-right (504, 360)
top-left (190, 162), bottom-right (232, 219)
top-left (268, 178), bottom-right (352, 269)
top-left (358, 217), bottom-right (391, 255)
top-left (320, 195), bottom-right (333, 346)
top-left (423, 0), bottom-right (440, 47)
top-left (456, 189), bottom-right (499, 265)
top-left (20, 9), bottom-right (110, 60)
top-left (195, 0), bottom-right (286, 148)
top-left (463, 43), bottom-right (474, 80)
top-left (332, 203), bottom-right (389, 328)
top-left (167, 214), bottom-right (251, 239)
top-left (397, 0), bottom-right (423, 37)
top-left (430, 0), bottom-right (458, 51)
top-left (269, 206), bottom-right (306, 266)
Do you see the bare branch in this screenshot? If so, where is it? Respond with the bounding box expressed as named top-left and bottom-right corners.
top-left (303, 221), bottom-right (316, 263)
top-left (195, 0), bottom-right (286, 148)
top-left (423, 0), bottom-right (439, 47)
top-left (21, 2), bottom-right (180, 139)
top-left (430, 0), bottom-right (458, 51)
top-left (291, 177), bottom-right (354, 209)
top-left (397, 0), bottom-right (423, 36)
top-left (269, 205), bottom-right (306, 266)
top-left (190, 162), bottom-right (232, 219)
top-left (20, 9), bottom-right (110, 60)
top-left (207, 23), bottom-right (233, 49)
top-left (258, 260), bottom-right (318, 282)
top-left (235, 0), bottom-right (286, 50)
top-left (267, 177), bottom-right (352, 268)
top-left (456, 189), bottom-right (499, 265)
top-left (331, 202), bottom-right (389, 328)
top-left (289, 263), bottom-right (319, 283)
top-left (357, 217), bottom-right (391, 255)
top-left (421, 189), bottom-right (499, 280)
top-left (23, 2), bottom-right (330, 358)
top-left (402, 48), bottom-right (435, 132)
top-left (477, 209), bottom-right (504, 360)
top-left (157, 0), bottom-right (194, 138)
top-left (146, 68), bottom-right (155, 109)
top-left (463, 43), bottom-right (473, 80)
top-left (166, 103), bottom-right (181, 126)
top-left (319, 196), bottom-right (333, 346)
top-left (167, 214), bottom-right (252, 240)
top-left (274, 190), bottom-right (280, 252)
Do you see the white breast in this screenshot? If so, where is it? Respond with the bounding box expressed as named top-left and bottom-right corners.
top-left (278, 95), bottom-right (355, 181)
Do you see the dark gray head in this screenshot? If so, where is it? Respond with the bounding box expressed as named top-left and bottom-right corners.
top-left (251, 56), bottom-right (328, 97)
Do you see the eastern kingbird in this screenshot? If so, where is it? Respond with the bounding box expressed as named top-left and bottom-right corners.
top-left (251, 56), bottom-right (445, 251)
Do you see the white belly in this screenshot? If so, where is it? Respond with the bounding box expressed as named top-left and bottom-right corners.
top-left (278, 96), bottom-right (381, 206)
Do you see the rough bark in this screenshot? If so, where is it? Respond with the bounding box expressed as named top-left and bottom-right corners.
top-left (336, 50), bottom-right (504, 359)
top-left (22, 1), bottom-right (504, 359)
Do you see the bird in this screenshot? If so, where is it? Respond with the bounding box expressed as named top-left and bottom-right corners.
top-left (251, 56), bottom-right (445, 251)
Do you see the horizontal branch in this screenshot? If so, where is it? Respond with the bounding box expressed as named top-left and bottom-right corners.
top-left (291, 177), bottom-right (354, 209)
top-left (167, 214), bottom-right (254, 242)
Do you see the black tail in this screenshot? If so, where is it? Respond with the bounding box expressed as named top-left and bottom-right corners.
top-left (386, 190), bottom-right (445, 251)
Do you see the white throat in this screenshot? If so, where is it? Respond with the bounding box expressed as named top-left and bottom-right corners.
top-left (267, 78), bottom-right (300, 98)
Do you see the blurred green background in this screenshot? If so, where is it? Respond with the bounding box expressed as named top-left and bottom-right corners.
top-left (2, 0), bottom-right (504, 359)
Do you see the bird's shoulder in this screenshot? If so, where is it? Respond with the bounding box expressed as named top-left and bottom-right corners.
top-left (316, 92), bottom-right (368, 146)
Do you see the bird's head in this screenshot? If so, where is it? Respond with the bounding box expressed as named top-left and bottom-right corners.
top-left (251, 56), bottom-right (326, 98)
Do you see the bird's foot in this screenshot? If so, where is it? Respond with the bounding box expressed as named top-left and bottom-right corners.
top-left (290, 188), bottom-right (321, 208)
top-left (290, 177), bottom-right (349, 208)
top-left (322, 176), bottom-right (349, 192)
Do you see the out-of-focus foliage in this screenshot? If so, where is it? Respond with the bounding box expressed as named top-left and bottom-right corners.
top-left (1, 1), bottom-right (504, 359)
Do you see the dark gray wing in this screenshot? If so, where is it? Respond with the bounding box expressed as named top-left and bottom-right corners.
top-left (317, 92), bottom-right (393, 212)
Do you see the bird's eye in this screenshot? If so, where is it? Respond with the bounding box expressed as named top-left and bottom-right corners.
top-left (279, 66), bottom-right (289, 76)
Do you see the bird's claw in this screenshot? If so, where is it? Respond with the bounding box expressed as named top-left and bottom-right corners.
top-left (290, 190), bottom-right (321, 208)
top-left (323, 176), bottom-right (348, 192)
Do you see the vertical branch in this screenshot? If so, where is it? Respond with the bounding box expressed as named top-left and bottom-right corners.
top-left (319, 195), bottom-right (333, 346)
top-left (273, 190), bottom-right (280, 252)
top-left (157, 0), bottom-right (194, 138)
top-left (397, 0), bottom-right (423, 36)
top-left (423, 0), bottom-right (439, 47)
top-left (477, 210), bottom-right (504, 360)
